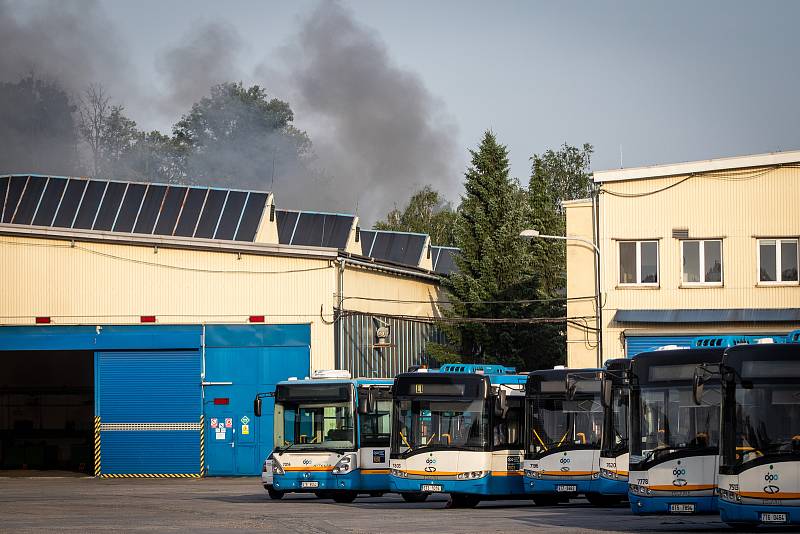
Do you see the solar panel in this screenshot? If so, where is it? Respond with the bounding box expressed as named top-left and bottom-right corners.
top-left (275, 210), bottom-right (355, 249)
top-left (276, 210), bottom-right (299, 243)
top-left (366, 231), bottom-right (426, 266)
top-left (432, 246), bottom-right (459, 275)
top-left (12, 175), bottom-right (46, 225)
top-left (360, 230), bottom-right (377, 256)
top-left (1, 175), bottom-right (269, 243)
top-left (32, 177), bottom-right (67, 226)
top-left (235, 192), bottom-right (268, 242)
top-left (113, 183), bottom-right (146, 233)
top-left (174, 187), bottom-right (207, 237)
top-left (93, 181), bottom-right (127, 231)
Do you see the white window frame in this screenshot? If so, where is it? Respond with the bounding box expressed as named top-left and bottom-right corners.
top-left (757, 238), bottom-right (799, 286)
top-left (681, 239), bottom-right (723, 287)
top-left (618, 240), bottom-right (659, 286)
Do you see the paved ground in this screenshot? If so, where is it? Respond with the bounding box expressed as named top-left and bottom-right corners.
top-left (0, 477), bottom-right (789, 533)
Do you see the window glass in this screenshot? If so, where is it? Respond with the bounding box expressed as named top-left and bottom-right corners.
top-left (704, 240), bottom-right (722, 283)
top-left (781, 240), bottom-right (798, 282)
top-left (760, 240), bottom-right (777, 282)
top-left (683, 241), bottom-right (701, 283)
top-left (641, 241), bottom-right (658, 283)
top-left (360, 399), bottom-right (391, 447)
top-left (619, 242), bottom-right (636, 284)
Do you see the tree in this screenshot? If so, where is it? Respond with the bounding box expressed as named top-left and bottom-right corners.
top-left (434, 131), bottom-right (565, 370)
top-left (374, 186), bottom-right (457, 246)
top-left (0, 75), bottom-right (80, 175)
top-left (527, 143), bottom-right (594, 297)
top-left (172, 82), bottom-right (311, 190)
top-left (78, 84), bottom-right (111, 176)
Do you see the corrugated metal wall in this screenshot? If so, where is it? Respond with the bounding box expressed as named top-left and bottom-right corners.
top-left (335, 311), bottom-right (445, 378)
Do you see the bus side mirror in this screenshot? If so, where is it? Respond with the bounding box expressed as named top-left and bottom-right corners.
top-left (692, 370), bottom-right (705, 406)
top-left (494, 390), bottom-right (508, 417)
top-left (254, 396), bottom-right (262, 417)
top-left (565, 375), bottom-right (577, 401)
top-left (600, 378), bottom-right (612, 409)
top-left (358, 388), bottom-right (376, 415)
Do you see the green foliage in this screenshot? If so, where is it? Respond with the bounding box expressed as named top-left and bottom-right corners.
top-left (439, 131), bottom-right (565, 371)
top-left (173, 82), bottom-right (311, 189)
top-left (373, 185), bottom-right (457, 246)
top-left (0, 75), bottom-right (80, 174)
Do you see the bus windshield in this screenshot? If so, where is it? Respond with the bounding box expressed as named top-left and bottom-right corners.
top-left (724, 382), bottom-right (800, 466)
top-left (602, 383), bottom-right (629, 457)
top-left (275, 401), bottom-right (355, 451)
top-left (391, 398), bottom-right (488, 455)
top-left (630, 383), bottom-right (720, 462)
top-left (528, 393), bottom-right (603, 455)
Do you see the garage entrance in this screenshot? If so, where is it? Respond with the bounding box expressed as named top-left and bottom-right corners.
top-left (0, 350), bottom-right (94, 474)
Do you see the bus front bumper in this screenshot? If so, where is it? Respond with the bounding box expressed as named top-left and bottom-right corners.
top-left (273, 469), bottom-right (389, 493)
top-left (524, 476), bottom-right (598, 496)
top-left (719, 499), bottom-right (799, 525)
top-left (597, 475), bottom-right (628, 496)
top-left (390, 474), bottom-right (524, 496)
top-left (628, 493), bottom-right (718, 515)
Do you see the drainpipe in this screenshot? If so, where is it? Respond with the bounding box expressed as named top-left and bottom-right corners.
top-left (336, 258), bottom-right (346, 369)
top-left (591, 191), bottom-right (603, 367)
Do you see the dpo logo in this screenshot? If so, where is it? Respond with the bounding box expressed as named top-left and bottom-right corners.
top-left (559, 456), bottom-right (571, 471)
top-left (425, 457), bottom-right (437, 472)
top-left (672, 462), bottom-right (687, 487)
top-left (764, 466), bottom-right (780, 494)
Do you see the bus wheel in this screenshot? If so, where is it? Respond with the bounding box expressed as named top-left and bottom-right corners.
top-left (586, 493), bottom-right (622, 507)
top-left (449, 494), bottom-right (480, 508)
top-left (532, 495), bottom-right (559, 506)
top-left (400, 492), bottom-right (429, 503)
top-left (725, 523), bottom-right (755, 531)
top-left (369, 492), bottom-right (385, 497)
top-left (267, 488), bottom-right (285, 500)
top-left (332, 491), bottom-right (358, 504)
top-left (313, 491), bottom-right (331, 499)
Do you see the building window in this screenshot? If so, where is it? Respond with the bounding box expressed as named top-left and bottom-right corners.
top-left (682, 240), bottom-right (722, 285)
top-left (758, 239), bottom-right (799, 283)
top-left (618, 240), bottom-right (658, 285)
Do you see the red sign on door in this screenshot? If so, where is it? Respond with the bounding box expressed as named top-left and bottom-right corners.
top-left (210, 418), bottom-right (218, 428)
top-left (224, 418), bottom-right (232, 428)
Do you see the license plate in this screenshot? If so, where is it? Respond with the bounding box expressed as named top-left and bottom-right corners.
top-left (556, 485), bottom-right (577, 492)
top-left (301, 481), bottom-right (319, 488)
top-left (760, 512), bottom-right (787, 523)
top-left (669, 503), bottom-right (695, 514)
top-left (420, 484), bottom-right (442, 493)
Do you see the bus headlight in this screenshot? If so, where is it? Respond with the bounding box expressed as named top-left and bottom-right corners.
top-left (456, 471), bottom-right (487, 480)
top-left (272, 461), bottom-right (285, 475)
top-left (524, 470), bottom-right (541, 479)
top-left (600, 468), bottom-right (615, 479)
top-left (332, 453), bottom-right (357, 475)
top-left (390, 469), bottom-right (408, 478)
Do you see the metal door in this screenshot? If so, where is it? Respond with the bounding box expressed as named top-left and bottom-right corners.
top-left (204, 344), bottom-right (309, 475)
top-left (95, 350), bottom-right (201, 476)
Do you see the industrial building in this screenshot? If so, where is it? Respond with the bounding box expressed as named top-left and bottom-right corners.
top-left (0, 174), bottom-right (456, 477)
top-left (565, 150), bottom-right (800, 367)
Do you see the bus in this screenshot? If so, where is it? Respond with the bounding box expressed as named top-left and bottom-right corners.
top-left (524, 367), bottom-right (608, 506)
top-left (254, 370), bottom-right (393, 503)
top-left (597, 358), bottom-right (632, 499)
top-left (389, 364), bottom-right (527, 508)
top-left (702, 337), bottom-right (800, 527)
top-left (628, 344), bottom-right (728, 515)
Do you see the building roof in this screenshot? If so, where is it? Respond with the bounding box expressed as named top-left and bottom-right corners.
top-left (275, 209), bottom-right (354, 249)
top-left (0, 174), bottom-right (270, 242)
top-left (431, 246), bottom-right (459, 275)
top-left (359, 229), bottom-right (428, 268)
top-left (593, 149), bottom-right (800, 183)
top-left (614, 308), bottom-right (800, 324)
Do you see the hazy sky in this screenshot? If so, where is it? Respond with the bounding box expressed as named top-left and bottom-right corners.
top-left (5, 0), bottom-right (799, 215)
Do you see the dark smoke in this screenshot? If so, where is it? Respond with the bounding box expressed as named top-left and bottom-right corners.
top-left (156, 22), bottom-right (244, 119)
top-left (280, 2), bottom-right (460, 223)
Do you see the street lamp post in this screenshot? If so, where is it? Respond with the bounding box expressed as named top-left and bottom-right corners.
top-left (520, 229), bottom-right (603, 367)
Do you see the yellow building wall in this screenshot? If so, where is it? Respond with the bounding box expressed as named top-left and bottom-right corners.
top-left (567, 164), bottom-right (800, 365)
top-left (0, 235), bottom-right (338, 371)
top-left (564, 200), bottom-right (600, 368)
top-left (341, 265), bottom-right (443, 318)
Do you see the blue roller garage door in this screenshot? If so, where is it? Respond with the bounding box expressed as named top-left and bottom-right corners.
top-left (624, 335), bottom-right (698, 357)
top-left (95, 350), bottom-right (201, 476)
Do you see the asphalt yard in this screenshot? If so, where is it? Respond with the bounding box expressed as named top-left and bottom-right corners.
top-left (0, 477), bottom-right (788, 533)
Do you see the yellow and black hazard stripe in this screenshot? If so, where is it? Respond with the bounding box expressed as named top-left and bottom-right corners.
top-left (100, 473), bottom-right (200, 478)
top-left (94, 416), bottom-right (101, 477)
top-left (199, 415), bottom-right (205, 477)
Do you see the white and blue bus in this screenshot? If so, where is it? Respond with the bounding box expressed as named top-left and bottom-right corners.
top-left (706, 334), bottom-right (800, 527)
top-left (627, 335), bottom-right (782, 515)
top-left (597, 358), bottom-right (632, 499)
top-left (255, 370), bottom-right (393, 503)
top-left (524, 367), bottom-right (609, 506)
top-left (389, 364), bottom-right (527, 508)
